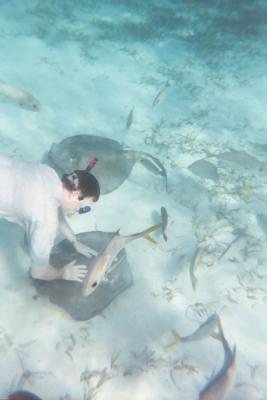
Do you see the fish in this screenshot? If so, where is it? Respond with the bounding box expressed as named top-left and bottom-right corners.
top-left (218, 234), bottom-right (247, 262)
top-left (212, 149), bottom-right (266, 171)
top-left (165, 314), bottom-right (220, 349)
top-left (43, 135), bottom-right (167, 194)
top-left (199, 318), bottom-right (236, 400)
top-left (256, 213), bottom-right (267, 235)
top-left (126, 106), bottom-right (134, 129)
top-left (189, 247), bottom-right (205, 291)
top-left (0, 83), bottom-right (41, 111)
top-left (152, 80), bottom-right (170, 106)
top-left (82, 224), bottom-right (161, 297)
top-left (160, 206), bottom-right (168, 241)
top-left (139, 152), bottom-right (168, 191)
top-left (8, 390), bottom-right (43, 400)
top-left (188, 159), bottom-right (219, 182)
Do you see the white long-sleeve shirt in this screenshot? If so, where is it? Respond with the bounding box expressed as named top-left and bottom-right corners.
top-left (0, 155), bottom-right (62, 269)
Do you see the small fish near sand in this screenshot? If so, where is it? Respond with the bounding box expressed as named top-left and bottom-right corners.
top-left (139, 152), bottom-right (168, 191)
top-left (126, 106), bottom-right (134, 129)
top-left (160, 206), bottom-right (168, 242)
top-left (188, 159), bottom-right (219, 182)
top-left (82, 223), bottom-right (161, 297)
top-left (199, 318), bottom-right (236, 400)
top-left (165, 314), bottom-right (219, 349)
top-left (218, 233), bottom-right (247, 262)
top-left (152, 80), bottom-right (170, 107)
top-left (0, 83), bottom-right (41, 111)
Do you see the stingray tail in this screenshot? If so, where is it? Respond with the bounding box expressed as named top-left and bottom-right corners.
top-left (164, 330), bottom-right (182, 349)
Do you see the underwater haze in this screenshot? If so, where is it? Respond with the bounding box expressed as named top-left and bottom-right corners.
top-left (1, 1), bottom-right (267, 399)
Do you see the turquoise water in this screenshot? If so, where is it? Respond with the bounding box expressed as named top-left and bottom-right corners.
top-left (0, 1), bottom-right (267, 399)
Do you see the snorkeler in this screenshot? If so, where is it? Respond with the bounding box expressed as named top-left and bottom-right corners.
top-left (0, 155), bottom-right (100, 283)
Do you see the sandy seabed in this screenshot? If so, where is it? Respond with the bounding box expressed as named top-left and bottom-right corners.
top-left (0, 2), bottom-right (267, 399)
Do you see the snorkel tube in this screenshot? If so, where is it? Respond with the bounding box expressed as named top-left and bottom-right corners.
top-left (85, 157), bottom-right (98, 173)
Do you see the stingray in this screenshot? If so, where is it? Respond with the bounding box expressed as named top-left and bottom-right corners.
top-left (43, 135), bottom-right (167, 194)
top-left (31, 231), bottom-right (133, 321)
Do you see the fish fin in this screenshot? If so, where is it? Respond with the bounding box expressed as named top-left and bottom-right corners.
top-left (192, 275), bottom-right (197, 291)
top-left (164, 330), bottom-right (181, 349)
top-left (143, 234), bottom-right (158, 245)
top-left (142, 223), bottom-right (162, 235)
top-left (142, 224), bottom-right (161, 245)
top-left (232, 345), bottom-right (237, 359)
top-left (210, 332), bottom-right (221, 341)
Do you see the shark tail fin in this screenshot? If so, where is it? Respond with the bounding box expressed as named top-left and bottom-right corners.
top-left (142, 223), bottom-right (162, 245)
top-left (164, 330), bottom-right (182, 349)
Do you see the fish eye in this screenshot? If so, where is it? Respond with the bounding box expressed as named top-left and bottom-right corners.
top-left (91, 281), bottom-right (98, 288)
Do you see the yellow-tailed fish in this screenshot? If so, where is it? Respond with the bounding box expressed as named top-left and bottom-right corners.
top-left (165, 314), bottom-right (220, 349)
top-left (199, 317), bottom-right (236, 400)
top-left (82, 223), bottom-right (162, 297)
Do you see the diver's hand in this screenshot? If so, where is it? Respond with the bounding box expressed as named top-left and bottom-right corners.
top-left (62, 260), bottom-right (88, 282)
top-left (73, 240), bottom-right (98, 258)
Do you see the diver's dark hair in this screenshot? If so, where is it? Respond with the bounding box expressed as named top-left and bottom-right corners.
top-left (61, 170), bottom-right (100, 202)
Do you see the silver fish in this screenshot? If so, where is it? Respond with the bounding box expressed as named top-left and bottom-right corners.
top-left (126, 106), bottom-right (134, 129)
top-left (165, 314), bottom-right (219, 348)
top-left (160, 207), bottom-right (168, 242)
top-left (82, 224), bottom-right (161, 297)
top-left (139, 152), bottom-right (168, 191)
top-left (214, 150), bottom-right (266, 171)
top-left (0, 83), bottom-right (41, 111)
top-left (189, 247), bottom-right (205, 291)
top-left (188, 159), bottom-right (219, 182)
top-left (199, 318), bottom-right (236, 400)
top-left (152, 80), bottom-right (170, 107)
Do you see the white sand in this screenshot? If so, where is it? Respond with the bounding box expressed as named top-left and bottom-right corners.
top-left (0, 3), bottom-right (267, 399)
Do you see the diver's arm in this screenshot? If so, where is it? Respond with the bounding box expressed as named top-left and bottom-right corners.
top-left (58, 208), bottom-right (98, 257)
top-left (31, 262), bottom-right (87, 282)
top-left (29, 214), bottom-right (87, 282)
